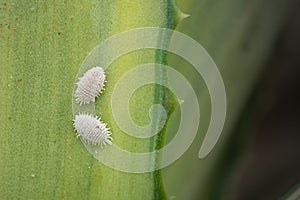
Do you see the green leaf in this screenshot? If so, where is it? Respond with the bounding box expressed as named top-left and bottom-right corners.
top-left (0, 0), bottom-right (296, 199)
top-left (0, 0), bottom-right (182, 199)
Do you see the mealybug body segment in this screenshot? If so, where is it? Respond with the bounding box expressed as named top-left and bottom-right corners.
top-left (74, 113), bottom-right (112, 147)
top-left (74, 66), bottom-right (106, 105)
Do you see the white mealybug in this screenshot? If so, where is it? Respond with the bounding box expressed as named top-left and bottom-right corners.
top-left (74, 66), bottom-right (106, 105)
top-left (73, 113), bottom-right (112, 147)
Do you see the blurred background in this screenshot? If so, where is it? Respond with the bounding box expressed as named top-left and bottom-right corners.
top-left (163, 0), bottom-right (300, 199)
top-left (224, 1), bottom-right (300, 199)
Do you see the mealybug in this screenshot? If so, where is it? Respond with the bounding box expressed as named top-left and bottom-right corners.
top-left (74, 66), bottom-right (106, 105)
top-left (73, 113), bottom-right (112, 147)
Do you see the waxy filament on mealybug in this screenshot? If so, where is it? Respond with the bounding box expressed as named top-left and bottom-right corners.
top-left (73, 66), bottom-right (112, 147)
top-left (74, 113), bottom-right (112, 147)
top-left (74, 66), bottom-right (106, 105)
